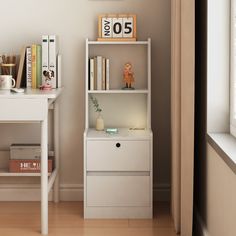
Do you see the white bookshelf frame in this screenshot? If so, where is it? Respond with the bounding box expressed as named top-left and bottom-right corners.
top-left (84, 39), bottom-right (153, 219)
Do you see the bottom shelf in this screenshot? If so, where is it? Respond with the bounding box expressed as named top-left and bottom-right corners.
top-left (0, 168), bottom-right (52, 177)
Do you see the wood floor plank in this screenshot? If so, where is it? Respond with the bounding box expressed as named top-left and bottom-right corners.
top-left (0, 202), bottom-right (177, 236)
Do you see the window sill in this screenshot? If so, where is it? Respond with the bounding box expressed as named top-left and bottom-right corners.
top-left (207, 133), bottom-right (236, 175)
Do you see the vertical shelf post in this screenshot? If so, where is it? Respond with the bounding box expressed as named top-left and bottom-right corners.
top-left (41, 113), bottom-right (48, 235)
top-left (53, 101), bottom-right (60, 203)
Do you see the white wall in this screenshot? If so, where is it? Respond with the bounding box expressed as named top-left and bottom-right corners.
top-left (0, 0), bottom-right (171, 200)
top-left (196, 144), bottom-right (236, 236)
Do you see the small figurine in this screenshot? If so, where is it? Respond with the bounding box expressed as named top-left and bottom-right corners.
top-left (123, 62), bottom-right (134, 90)
top-left (40, 70), bottom-right (54, 90)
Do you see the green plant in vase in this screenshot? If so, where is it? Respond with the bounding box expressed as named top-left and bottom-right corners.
top-left (90, 95), bottom-right (104, 131)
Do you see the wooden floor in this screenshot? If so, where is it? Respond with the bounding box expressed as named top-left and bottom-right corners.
top-left (0, 202), bottom-right (178, 236)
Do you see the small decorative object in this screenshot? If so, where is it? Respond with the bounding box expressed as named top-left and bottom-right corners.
top-left (40, 70), bottom-right (54, 90)
top-left (123, 62), bottom-right (135, 90)
top-left (0, 75), bottom-right (15, 90)
top-left (106, 128), bottom-right (118, 134)
top-left (90, 95), bottom-right (104, 131)
top-left (0, 54), bottom-right (17, 79)
top-left (98, 14), bottom-right (137, 41)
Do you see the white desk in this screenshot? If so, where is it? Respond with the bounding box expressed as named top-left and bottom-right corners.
top-left (0, 88), bottom-right (62, 235)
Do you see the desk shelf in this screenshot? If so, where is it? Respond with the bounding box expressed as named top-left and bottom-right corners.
top-left (0, 168), bottom-right (52, 177)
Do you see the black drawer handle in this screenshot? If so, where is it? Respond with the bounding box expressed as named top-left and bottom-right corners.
top-left (116, 143), bottom-right (121, 148)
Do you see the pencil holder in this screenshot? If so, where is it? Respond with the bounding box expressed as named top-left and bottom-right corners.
top-left (0, 63), bottom-right (17, 79)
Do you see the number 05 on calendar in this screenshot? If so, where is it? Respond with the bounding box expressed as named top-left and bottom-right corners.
top-left (98, 14), bottom-right (137, 41)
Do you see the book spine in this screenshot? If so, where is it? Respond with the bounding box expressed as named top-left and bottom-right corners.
top-left (96, 56), bottom-right (102, 90)
top-left (106, 58), bottom-right (110, 90)
top-left (90, 58), bottom-right (94, 90)
top-left (26, 47), bottom-right (32, 88)
top-left (31, 44), bottom-right (37, 89)
top-left (57, 54), bottom-right (62, 88)
top-left (42, 35), bottom-right (49, 86)
top-left (49, 35), bottom-right (58, 88)
top-left (94, 57), bottom-right (97, 90)
top-left (102, 57), bottom-right (106, 90)
top-left (36, 45), bottom-right (42, 88)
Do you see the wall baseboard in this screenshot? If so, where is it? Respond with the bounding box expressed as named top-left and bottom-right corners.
top-left (0, 183), bottom-right (170, 202)
top-left (153, 183), bottom-right (170, 202)
top-left (194, 207), bottom-right (209, 236)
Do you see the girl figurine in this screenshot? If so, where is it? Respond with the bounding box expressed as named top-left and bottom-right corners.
top-left (123, 62), bottom-right (134, 90)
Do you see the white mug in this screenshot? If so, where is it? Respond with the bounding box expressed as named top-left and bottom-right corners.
top-left (0, 75), bottom-right (16, 90)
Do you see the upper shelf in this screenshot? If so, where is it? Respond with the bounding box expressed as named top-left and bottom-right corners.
top-left (88, 90), bottom-right (148, 94)
top-left (87, 38), bottom-right (150, 45)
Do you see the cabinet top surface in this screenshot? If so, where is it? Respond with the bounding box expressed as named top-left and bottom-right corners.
top-left (0, 88), bottom-right (63, 99)
top-left (85, 128), bottom-right (152, 140)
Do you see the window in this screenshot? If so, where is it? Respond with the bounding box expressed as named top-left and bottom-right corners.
top-left (230, 0), bottom-right (236, 137)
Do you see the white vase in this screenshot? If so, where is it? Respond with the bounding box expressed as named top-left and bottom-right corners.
top-left (96, 113), bottom-right (104, 131)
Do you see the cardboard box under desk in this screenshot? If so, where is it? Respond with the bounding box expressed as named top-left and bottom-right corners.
top-left (9, 158), bottom-right (53, 173)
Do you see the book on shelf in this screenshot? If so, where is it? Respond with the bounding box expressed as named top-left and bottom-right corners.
top-left (102, 57), bottom-right (106, 90)
top-left (96, 56), bottom-right (102, 90)
top-left (48, 35), bottom-right (58, 88)
top-left (42, 35), bottom-right (49, 88)
top-left (94, 57), bottom-right (97, 89)
top-left (26, 47), bottom-right (32, 88)
top-left (41, 35), bottom-right (59, 88)
top-left (31, 44), bottom-right (37, 88)
top-left (89, 58), bottom-right (94, 90)
top-left (106, 58), bottom-right (110, 90)
top-left (36, 45), bottom-right (42, 88)
top-left (16, 46), bottom-right (26, 88)
top-left (88, 56), bottom-right (110, 91)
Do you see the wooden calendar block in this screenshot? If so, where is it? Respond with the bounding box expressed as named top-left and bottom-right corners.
top-left (98, 14), bottom-right (137, 41)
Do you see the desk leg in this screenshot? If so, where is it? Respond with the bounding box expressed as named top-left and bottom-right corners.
top-left (53, 101), bottom-right (60, 203)
top-left (41, 119), bottom-right (48, 235)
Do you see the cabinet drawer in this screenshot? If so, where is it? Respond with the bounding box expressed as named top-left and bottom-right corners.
top-left (87, 140), bottom-right (150, 171)
top-left (0, 99), bottom-right (47, 121)
top-left (87, 175), bottom-right (150, 207)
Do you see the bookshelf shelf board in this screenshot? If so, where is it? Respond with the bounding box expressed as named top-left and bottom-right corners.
top-left (88, 40), bottom-right (149, 45)
top-left (0, 168), bottom-right (51, 177)
top-left (88, 90), bottom-right (148, 94)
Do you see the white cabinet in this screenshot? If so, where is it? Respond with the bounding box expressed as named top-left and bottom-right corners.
top-left (87, 140), bottom-right (150, 171)
top-left (84, 39), bottom-right (152, 218)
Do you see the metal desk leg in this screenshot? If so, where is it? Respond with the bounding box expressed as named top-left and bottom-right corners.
top-left (53, 101), bottom-right (60, 203)
top-left (41, 118), bottom-right (48, 235)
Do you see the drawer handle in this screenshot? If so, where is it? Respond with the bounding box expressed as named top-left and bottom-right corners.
top-left (116, 143), bottom-right (121, 148)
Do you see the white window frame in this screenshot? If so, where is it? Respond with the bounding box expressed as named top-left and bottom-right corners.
top-left (230, 0), bottom-right (236, 137)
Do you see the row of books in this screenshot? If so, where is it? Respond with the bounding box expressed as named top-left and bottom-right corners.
top-left (89, 56), bottom-right (110, 90)
top-left (24, 35), bottom-right (61, 89)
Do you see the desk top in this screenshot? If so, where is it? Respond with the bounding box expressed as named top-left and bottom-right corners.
top-left (0, 88), bottom-right (63, 99)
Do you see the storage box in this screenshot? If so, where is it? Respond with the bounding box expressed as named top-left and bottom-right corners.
top-left (10, 144), bottom-right (41, 160)
top-left (9, 158), bottom-right (53, 173)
